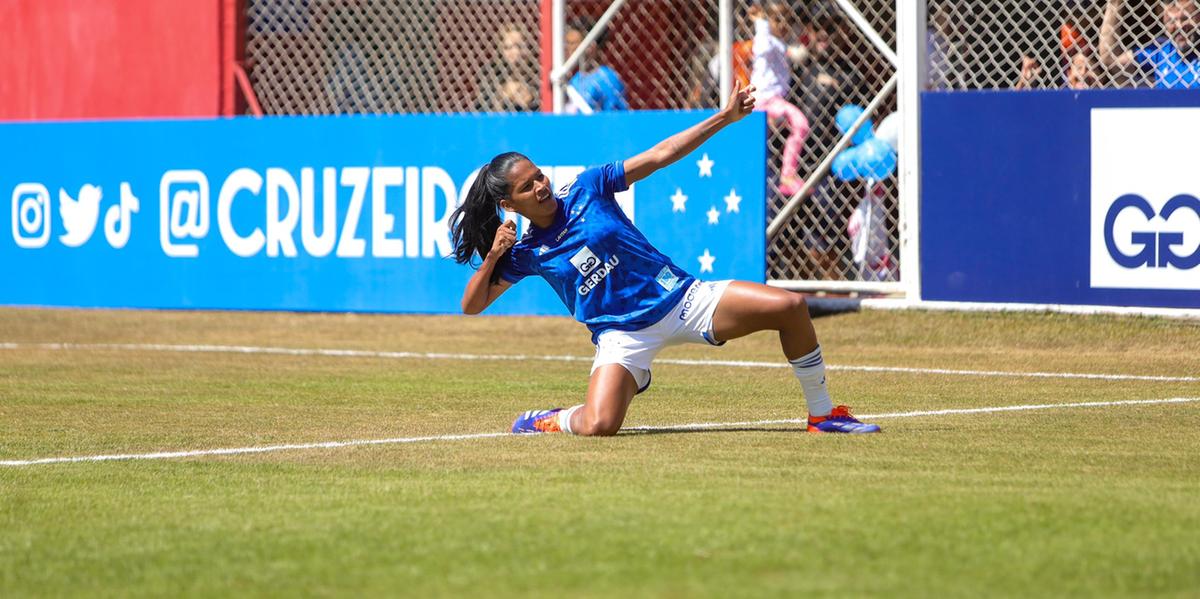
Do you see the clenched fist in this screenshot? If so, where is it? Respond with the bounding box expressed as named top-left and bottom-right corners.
top-left (489, 219), bottom-right (517, 258)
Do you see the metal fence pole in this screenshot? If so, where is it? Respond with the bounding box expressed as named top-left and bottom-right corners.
top-left (897, 0), bottom-right (926, 300)
top-left (552, 0), bottom-right (565, 113)
top-left (833, 0), bottom-right (898, 68)
top-left (718, 0), bottom-right (732, 107)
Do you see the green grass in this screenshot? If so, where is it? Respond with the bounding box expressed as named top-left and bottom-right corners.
top-left (1, 307), bottom-right (1198, 597)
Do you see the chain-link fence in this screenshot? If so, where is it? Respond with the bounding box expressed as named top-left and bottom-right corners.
top-left (245, 0), bottom-right (721, 113)
top-left (927, 0), bottom-right (1200, 90)
top-left (567, 1), bottom-right (719, 110)
top-left (246, 0), bottom-right (544, 113)
top-left (245, 0), bottom-right (901, 287)
top-left (759, 1), bottom-right (898, 285)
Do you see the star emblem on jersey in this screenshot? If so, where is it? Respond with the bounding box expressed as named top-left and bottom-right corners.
top-left (706, 205), bottom-right (720, 225)
top-left (723, 188), bottom-right (741, 213)
top-left (698, 249), bottom-right (716, 273)
top-left (670, 188), bottom-right (688, 213)
top-left (697, 153), bottom-right (714, 177)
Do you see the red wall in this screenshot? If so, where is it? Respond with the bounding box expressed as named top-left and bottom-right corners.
top-left (0, 0), bottom-right (225, 120)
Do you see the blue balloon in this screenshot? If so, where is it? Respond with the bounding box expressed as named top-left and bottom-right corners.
top-left (835, 104), bottom-right (875, 146)
top-left (853, 138), bottom-right (897, 180)
top-left (831, 147), bottom-right (862, 181)
top-left (834, 105), bottom-right (862, 133)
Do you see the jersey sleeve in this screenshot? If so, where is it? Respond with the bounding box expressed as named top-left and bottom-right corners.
top-left (496, 244), bottom-right (534, 285)
top-left (577, 161), bottom-right (629, 198)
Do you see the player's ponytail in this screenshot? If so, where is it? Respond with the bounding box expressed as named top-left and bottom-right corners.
top-left (449, 151), bottom-right (528, 284)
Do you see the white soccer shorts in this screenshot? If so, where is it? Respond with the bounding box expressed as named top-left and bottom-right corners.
top-left (591, 279), bottom-right (733, 393)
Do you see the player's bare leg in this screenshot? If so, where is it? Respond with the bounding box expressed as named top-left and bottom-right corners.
top-left (710, 281), bottom-right (817, 360)
top-left (510, 364), bottom-right (635, 435)
top-left (571, 365), bottom-right (637, 436)
top-left (710, 281), bottom-right (879, 433)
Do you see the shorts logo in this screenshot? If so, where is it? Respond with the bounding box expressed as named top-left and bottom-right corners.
top-left (678, 280), bottom-right (699, 320)
top-left (570, 245), bottom-right (601, 275)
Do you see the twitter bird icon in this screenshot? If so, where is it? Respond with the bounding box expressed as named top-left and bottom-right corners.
top-left (58, 184), bottom-right (102, 247)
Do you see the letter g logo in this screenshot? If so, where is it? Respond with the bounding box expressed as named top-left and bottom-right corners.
top-left (1104, 193), bottom-right (1200, 269)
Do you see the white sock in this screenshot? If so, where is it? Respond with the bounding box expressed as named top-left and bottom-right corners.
top-left (790, 345), bottom-right (833, 417)
top-left (557, 405), bottom-right (583, 435)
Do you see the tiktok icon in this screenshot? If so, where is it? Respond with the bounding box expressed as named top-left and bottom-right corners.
top-left (104, 183), bottom-right (140, 249)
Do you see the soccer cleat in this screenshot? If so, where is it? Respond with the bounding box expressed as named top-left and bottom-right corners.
top-left (511, 408), bottom-right (565, 434)
top-left (807, 405), bottom-right (881, 434)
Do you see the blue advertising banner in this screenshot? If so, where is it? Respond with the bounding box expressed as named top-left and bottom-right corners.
top-left (921, 88), bottom-right (1200, 308)
top-left (0, 112), bottom-right (766, 315)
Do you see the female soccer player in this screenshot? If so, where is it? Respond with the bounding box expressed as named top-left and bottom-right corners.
top-left (449, 82), bottom-right (879, 436)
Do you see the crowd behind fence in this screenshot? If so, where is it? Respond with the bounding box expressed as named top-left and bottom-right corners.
top-left (928, 0), bottom-right (1200, 91)
top-left (244, 0), bottom-right (1191, 287)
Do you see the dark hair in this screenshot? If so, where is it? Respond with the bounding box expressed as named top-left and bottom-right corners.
top-left (568, 17), bottom-right (608, 47)
top-left (449, 151), bottom-right (529, 284)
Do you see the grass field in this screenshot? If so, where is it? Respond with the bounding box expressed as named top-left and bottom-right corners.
top-left (1, 306), bottom-right (1198, 597)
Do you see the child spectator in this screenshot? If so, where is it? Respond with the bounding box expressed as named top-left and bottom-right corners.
top-left (749, 2), bottom-right (811, 196)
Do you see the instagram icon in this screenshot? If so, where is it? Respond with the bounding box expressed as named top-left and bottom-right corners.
top-left (12, 183), bottom-right (51, 249)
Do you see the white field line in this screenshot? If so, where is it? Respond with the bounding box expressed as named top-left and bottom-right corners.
top-left (2, 397), bottom-right (1197, 467)
top-left (2, 342), bottom-right (1197, 383)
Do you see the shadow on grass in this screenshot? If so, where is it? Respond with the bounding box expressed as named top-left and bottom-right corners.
top-left (620, 426), bottom-right (807, 436)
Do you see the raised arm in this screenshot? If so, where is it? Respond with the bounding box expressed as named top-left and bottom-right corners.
top-left (624, 83), bottom-right (757, 185)
top-left (461, 220), bottom-right (516, 314)
top-left (1099, 0), bottom-right (1135, 71)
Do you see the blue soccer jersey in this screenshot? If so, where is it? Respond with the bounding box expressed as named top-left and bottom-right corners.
top-left (498, 161), bottom-right (696, 343)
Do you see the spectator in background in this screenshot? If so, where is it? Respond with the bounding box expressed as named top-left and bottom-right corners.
top-left (477, 24), bottom-right (540, 112)
top-left (1012, 14), bottom-right (1062, 90)
top-left (927, 4), bottom-right (965, 89)
top-left (792, 9), bottom-right (860, 156)
top-left (1060, 4), bottom-right (1090, 58)
top-left (1060, 5), bottom-right (1098, 89)
top-left (1100, 0), bottom-right (1200, 88)
top-left (1014, 54), bottom-right (1048, 89)
top-left (688, 40), bottom-right (721, 109)
top-left (693, 7), bottom-right (777, 110)
top-left (748, 2), bottom-right (811, 197)
top-left (787, 6), bottom-right (862, 273)
top-left (1065, 45), bottom-right (1099, 89)
top-left (564, 18), bottom-right (628, 112)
